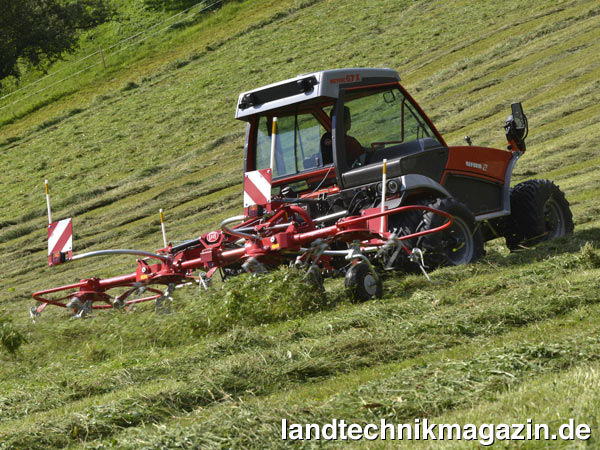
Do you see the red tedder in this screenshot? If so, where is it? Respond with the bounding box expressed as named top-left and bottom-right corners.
top-left (32, 171), bottom-right (453, 317)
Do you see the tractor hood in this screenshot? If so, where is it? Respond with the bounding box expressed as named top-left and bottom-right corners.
top-left (235, 68), bottom-right (400, 120)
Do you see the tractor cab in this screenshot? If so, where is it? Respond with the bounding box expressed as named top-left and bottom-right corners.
top-left (236, 68), bottom-right (448, 199)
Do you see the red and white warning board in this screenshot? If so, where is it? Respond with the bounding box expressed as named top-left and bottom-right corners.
top-left (48, 218), bottom-right (73, 266)
top-left (244, 169), bottom-right (272, 208)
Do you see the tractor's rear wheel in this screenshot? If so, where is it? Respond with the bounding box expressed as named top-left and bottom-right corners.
top-left (504, 179), bottom-right (573, 250)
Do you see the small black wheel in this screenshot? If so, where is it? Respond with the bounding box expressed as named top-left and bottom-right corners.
top-left (345, 262), bottom-right (382, 302)
top-left (415, 198), bottom-right (484, 267)
top-left (505, 179), bottom-right (574, 250)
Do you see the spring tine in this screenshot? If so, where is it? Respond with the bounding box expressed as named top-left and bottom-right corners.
top-left (410, 248), bottom-right (432, 283)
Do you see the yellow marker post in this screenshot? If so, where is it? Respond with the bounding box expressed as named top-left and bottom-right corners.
top-left (380, 159), bottom-right (388, 233)
top-left (269, 117), bottom-right (278, 172)
top-left (45, 180), bottom-right (52, 225)
top-left (160, 209), bottom-right (168, 248)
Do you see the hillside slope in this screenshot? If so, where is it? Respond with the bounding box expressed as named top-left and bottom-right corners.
top-left (1, 0), bottom-right (599, 447)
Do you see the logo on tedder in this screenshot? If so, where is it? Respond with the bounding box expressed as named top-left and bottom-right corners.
top-left (206, 231), bottom-right (220, 243)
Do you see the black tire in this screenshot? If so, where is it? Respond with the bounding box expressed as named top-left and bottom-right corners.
top-left (415, 198), bottom-right (484, 267)
top-left (345, 262), bottom-right (382, 302)
top-left (505, 179), bottom-right (573, 250)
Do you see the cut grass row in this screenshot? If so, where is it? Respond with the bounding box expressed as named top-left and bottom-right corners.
top-left (5, 289), bottom-right (599, 447)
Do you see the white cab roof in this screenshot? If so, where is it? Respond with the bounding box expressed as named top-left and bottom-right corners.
top-left (235, 68), bottom-right (400, 119)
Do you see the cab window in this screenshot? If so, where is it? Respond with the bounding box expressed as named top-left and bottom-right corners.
top-left (255, 113), bottom-right (327, 178)
top-left (341, 87), bottom-right (438, 166)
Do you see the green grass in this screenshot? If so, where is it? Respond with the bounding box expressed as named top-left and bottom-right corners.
top-left (1, 0), bottom-right (600, 448)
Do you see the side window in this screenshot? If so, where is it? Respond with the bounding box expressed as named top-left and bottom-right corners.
top-left (255, 114), bottom-right (326, 177)
top-left (342, 88), bottom-right (438, 167)
top-left (345, 90), bottom-right (405, 146)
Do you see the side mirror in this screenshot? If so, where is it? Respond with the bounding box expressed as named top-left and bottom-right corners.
top-left (504, 102), bottom-right (528, 152)
top-left (511, 103), bottom-right (527, 132)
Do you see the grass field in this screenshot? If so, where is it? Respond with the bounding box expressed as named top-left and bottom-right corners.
top-left (1, 0), bottom-right (599, 447)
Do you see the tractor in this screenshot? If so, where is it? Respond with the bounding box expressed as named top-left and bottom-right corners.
top-left (235, 67), bottom-right (573, 266)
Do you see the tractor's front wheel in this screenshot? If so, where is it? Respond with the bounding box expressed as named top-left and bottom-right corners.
top-left (416, 198), bottom-right (484, 267)
top-left (504, 179), bottom-right (573, 250)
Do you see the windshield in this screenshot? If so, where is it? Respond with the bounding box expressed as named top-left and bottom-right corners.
top-left (255, 113), bottom-right (327, 178)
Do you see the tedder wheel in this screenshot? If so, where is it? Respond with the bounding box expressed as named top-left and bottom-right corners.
top-left (345, 262), bottom-right (382, 302)
top-left (504, 179), bottom-right (574, 250)
top-left (415, 198), bottom-right (484, 268)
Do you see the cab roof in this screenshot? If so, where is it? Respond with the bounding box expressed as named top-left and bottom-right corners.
top-left (235, 68), bottom-right (400, 120)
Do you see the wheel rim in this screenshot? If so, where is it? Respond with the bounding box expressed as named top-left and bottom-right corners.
top-left (363, 274), bottom-right (378, 296)
top-left (544, 198), bottom-right (566, 239)
top-left (442, 216), bottom-right (474, 265)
